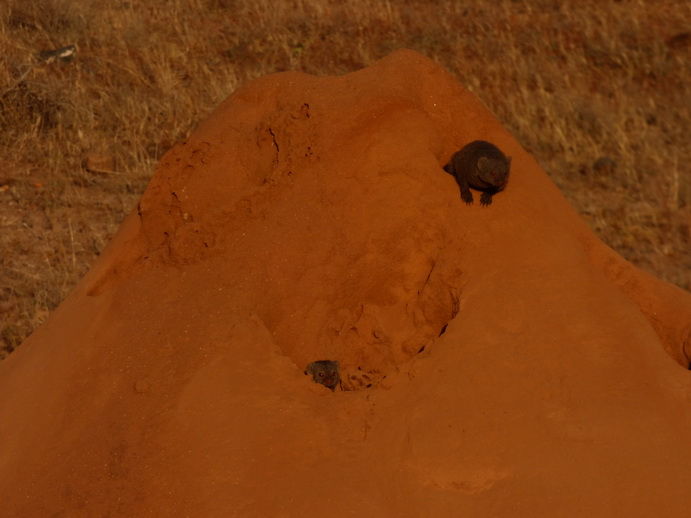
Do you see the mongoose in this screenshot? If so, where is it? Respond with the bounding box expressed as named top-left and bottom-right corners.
top-left (443, 140), bottom-right (511, 206)
top-left (305, 360), bottom-right (340, 391)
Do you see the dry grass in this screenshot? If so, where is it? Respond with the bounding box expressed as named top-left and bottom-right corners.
top-left (1, 0), bottom-right (689, 357)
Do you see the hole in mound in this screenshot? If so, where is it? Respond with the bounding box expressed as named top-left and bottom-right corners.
top-left (343, 366), bottom-right (375, 391)
top-left (298, 288), bottom-right (460, 392)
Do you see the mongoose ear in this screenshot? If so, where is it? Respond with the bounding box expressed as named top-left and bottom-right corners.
top-left (477, 156), bottom-right (487, 170)
top-left (507, 156), bottom-right (512, 167)
top-left (334, 361), bottom-right (340, 369)
top-left (305, 363), bottom-right (315, 375)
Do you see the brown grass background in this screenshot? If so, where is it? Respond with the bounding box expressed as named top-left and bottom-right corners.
top-left (1, 0), bottom-right (689, 357)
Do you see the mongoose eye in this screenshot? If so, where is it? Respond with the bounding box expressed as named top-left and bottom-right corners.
top-left (330, 371), bottom-right (336, 376)
top-left (318, 372), bottom-right (324, 377)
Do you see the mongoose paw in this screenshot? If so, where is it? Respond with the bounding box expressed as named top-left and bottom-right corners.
top-left (461, 192), bottom-right (474, 205)
top-left (479, 193), bottom-right (493, 206)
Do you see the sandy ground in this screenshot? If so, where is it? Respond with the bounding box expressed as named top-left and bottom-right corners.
top-left (1, 49), bottom-right (690, 517)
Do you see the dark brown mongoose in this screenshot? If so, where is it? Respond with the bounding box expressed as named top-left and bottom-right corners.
top-left (305, 360), bottom-right (340, 391)
top-left (443, 140), bottom-right (511, 206)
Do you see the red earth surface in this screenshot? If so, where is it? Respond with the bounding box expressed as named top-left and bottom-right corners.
top-left (1, 49), bottom-right (690, 516)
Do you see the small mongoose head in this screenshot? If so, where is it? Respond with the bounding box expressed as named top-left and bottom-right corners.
top-left (305, 360), bottom-right (340, 391)
top-left (477, 155), bottom-right (511, 187)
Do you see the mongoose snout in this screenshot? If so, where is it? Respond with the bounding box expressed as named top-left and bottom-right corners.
top-left (305, 360), bottom-right (341, 391)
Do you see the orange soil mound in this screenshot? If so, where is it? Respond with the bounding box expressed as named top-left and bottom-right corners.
top-left (1, 49), bottom-right (690, 517)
